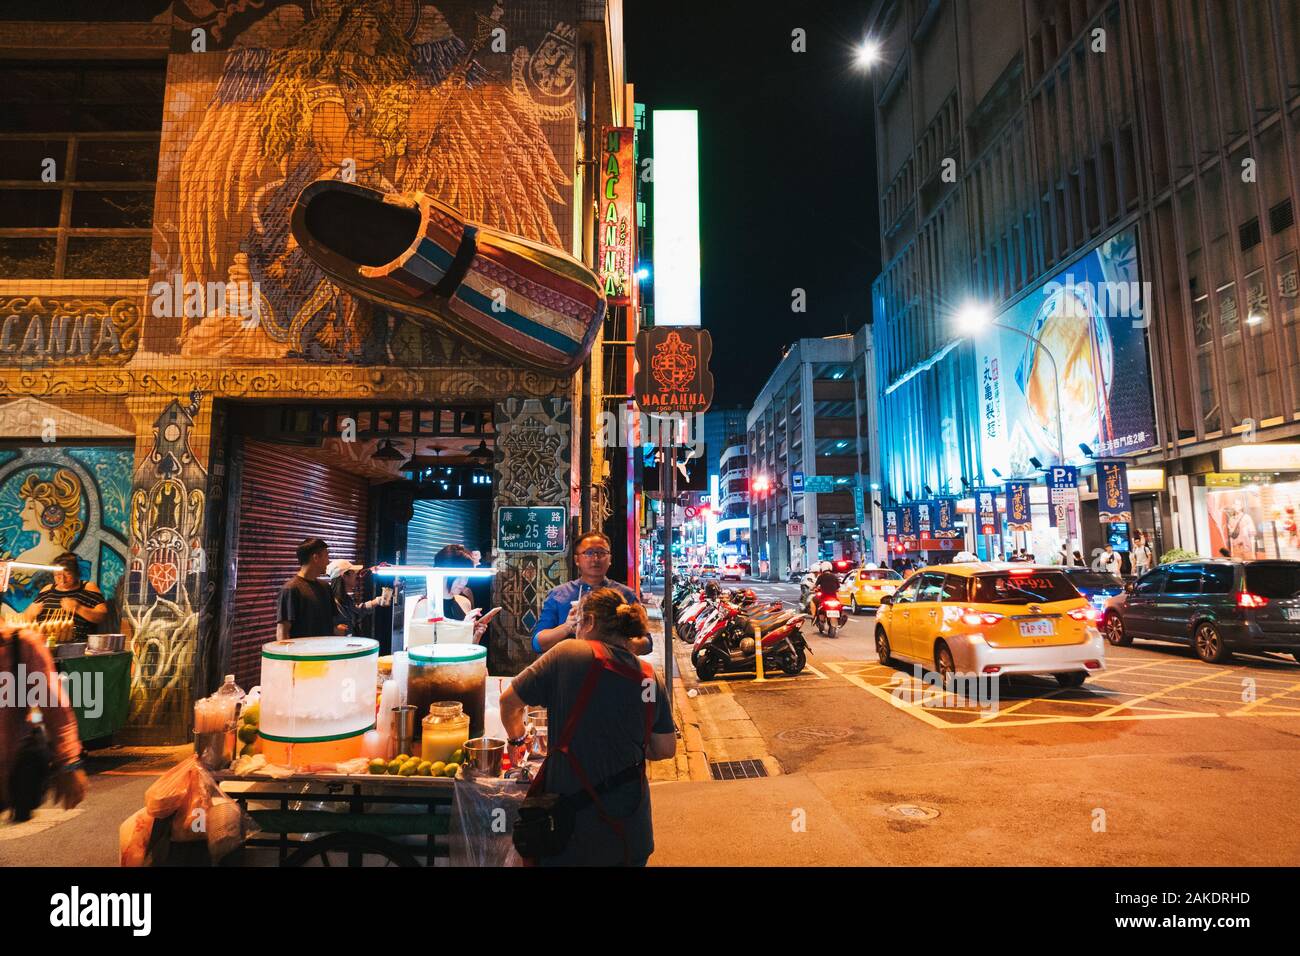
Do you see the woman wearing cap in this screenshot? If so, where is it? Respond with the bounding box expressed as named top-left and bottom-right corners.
top-left (329, 559), bottom-right (390, 636)
top-left (21, 552), bottom-right (109, 643)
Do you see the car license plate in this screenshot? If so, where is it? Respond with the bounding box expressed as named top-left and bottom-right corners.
top-left (1018, 619), bottom-right (1055, 637)
top-left (1286, 608), bottom-right (1300, 621)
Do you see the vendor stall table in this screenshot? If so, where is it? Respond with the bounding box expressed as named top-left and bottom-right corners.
top-left (215, 770), bottom-right (530, 867)
top-left (55, 650), bottom-right (132, 742)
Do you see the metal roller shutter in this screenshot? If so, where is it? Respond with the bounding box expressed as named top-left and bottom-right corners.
top-left (405, 499), bottom-right (489, 566)
top-left (228, 440), bottom-right (370, 690)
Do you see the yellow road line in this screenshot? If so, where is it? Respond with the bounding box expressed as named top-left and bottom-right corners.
top-left (1091, 665), bottom-right (1236, 718)
top-left (1228, 675), bottom-right (1300, 716)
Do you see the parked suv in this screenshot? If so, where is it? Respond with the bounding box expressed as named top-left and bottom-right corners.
top-left (1102, 559), bottom-right (1300, 664)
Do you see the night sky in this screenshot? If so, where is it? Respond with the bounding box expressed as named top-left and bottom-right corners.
top-left (625, 0), bottom-right (881, 407)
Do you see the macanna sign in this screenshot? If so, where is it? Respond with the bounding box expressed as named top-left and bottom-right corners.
top-left (633, 327), bottom-right (714, 415)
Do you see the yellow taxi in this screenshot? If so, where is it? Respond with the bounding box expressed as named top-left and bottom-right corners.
top-left (874, 563), bottom-right (1105, 687)
top-left (837, 567), bottom-right (904, 613)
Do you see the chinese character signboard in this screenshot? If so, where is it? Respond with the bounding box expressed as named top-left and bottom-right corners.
top-left (975, 488), bottom-right (999, 536)
top-left (634, 327), bottom-right (714, 415)
top-left (885, 508), bottom-right (899, 542)
top-left (598, 127), bottom-right (635, 304)
top-left (803, 475), bottom-right (836, 493)
top-left (1097, 461), bottom-right (1132, 523)
top-left (934, 496), bottom-right (960, 538)
top-left (1048, 466), bottom-right (1079, 529)
top-left (498, 507), bottom-right (568, 553)
top-left (853, 486), bottom-right (865, 526)
top-left (899, 504), bottom-right (916, 541)
top-left (1005, 480), bottom-right (1033, 532)
top-left (917, 501), bottom-right (932, 537)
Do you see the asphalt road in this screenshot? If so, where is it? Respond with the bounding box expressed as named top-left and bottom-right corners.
top-left (678, 577), bottom-right (1300, 866)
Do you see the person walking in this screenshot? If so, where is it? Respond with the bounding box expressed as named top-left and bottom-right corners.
top-left (532, 532), bottom-right (646, 655)
top-left (277, 537), bottom-right (338, 639)
top-left (21, 553), bottom-right (109, 643)
top-left (1, 623), bottom-right (86, 821)
top-left (1131, 532), bottom-right (1154, 576)
top-left (1095, 543), bottom-right (1121, 575)
top-left (501, 589), bottom-right (675, 866)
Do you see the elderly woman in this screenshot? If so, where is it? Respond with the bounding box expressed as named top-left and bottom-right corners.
top-left (21, 552), bottom-right (108, 643)
top-left (501, 587), bottom-right (676, 866)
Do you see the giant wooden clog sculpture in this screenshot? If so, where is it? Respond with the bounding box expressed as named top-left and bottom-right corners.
top-left (290, 179), bottom-right (605, 375)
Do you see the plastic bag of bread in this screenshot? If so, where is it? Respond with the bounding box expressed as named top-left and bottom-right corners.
top-left (145, 756), bottom-right (197, 818)
top-left (119, 808), bottom-right (154, 867)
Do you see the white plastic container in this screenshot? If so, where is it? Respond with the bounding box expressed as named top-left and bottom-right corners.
top-left (259, 637), bottom-right (379, 751)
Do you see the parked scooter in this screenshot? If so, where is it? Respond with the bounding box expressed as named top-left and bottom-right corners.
top-left (692, 599), bottom-right (810, 681)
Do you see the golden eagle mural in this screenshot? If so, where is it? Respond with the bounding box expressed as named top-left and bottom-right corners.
top-left (156, 0), bottom-right (576, 364)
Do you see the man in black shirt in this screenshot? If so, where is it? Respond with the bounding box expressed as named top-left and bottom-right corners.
top-left (277, 537), bottom-right (340, 639)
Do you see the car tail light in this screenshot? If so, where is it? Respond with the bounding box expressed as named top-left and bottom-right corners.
top-left (1068, 607), bottom-right (1101, 622)
top-left (1236, 592), bottom-right (1269, 609)
top-left (982, 665), bottom-right (1002, 674)
top-left (960, 608), bottom-right (1004, 626)
top-left (1083, 660), bottom-right (1102, 669)
top-left (1009, 568), bottom-right (1034, 576)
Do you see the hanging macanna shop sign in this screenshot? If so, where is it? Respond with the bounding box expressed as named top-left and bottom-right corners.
top-left (598, 126), bottom-right (635, 304)
top-left (634, 327), bottom-right (714, 415)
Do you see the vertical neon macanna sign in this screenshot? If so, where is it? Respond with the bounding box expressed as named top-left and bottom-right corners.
top-left (599, 126), bottom-right (635, 304)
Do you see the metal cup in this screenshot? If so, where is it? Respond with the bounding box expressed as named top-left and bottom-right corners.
top-left (463, 736), bottom-right (506, 779)
top-left (392, 705), bottom-right (416, 758)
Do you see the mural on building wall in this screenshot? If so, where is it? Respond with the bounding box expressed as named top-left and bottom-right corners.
top-left (149, 0), bottom-right (577, 365)
top-left (0, 446), bottom-right (132, 614)
top-left (492, 396), bottom-right (571, 671)
top-left (126, 393), bottom-right (208, 732)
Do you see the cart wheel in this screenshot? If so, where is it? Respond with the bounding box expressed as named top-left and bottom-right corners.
top-left (282, 832), bottom-right (421, 868)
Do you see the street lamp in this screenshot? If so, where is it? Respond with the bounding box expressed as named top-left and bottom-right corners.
top-left (854, 39), bottom-right (880, 69)
top-left (955, 301), bottom-right (1066, 466)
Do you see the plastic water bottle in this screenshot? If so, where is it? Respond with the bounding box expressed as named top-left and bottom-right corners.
top-left (213, 674), bottom-right (245, 724)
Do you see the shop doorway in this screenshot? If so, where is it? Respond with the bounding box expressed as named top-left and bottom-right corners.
top-left (210, 402), bottom-right (495, 690)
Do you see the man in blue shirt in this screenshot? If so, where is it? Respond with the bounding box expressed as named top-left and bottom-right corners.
top-left (532, 531), bottom-right (649, 655)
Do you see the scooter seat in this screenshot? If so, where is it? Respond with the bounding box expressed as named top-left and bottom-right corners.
top-left (736, 608), bottom-right (799, 634)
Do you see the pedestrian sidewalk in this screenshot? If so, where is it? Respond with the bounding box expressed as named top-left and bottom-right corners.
top-left (641, 613), bottom-right (780, 784)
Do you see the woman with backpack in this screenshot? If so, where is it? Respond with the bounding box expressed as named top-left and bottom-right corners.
top-left (501, 588), bottom-right (676, 866)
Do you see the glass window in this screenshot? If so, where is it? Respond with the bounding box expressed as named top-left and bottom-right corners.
top-left (917, 573), bottom-right (946, 603)
top-left (1244, 564), bottom-right (1300, 600)
top-left (1164, 566), bottom-right (1203, 594)
top-left (1201, 565), bottom-right (1235, 595)
top-left (892, 577), bottom-right (921, 604)
top-left (1278, 254), bottom-right (1300, 415)
top-left (971, 571), bottom-right (1077, 604)
top-left (1243, 270), bottom-right (1283, 420)
top-left (1134, 569), bottom-right (1167, 595)
top-left (941, 575), bottom-right (969, 603)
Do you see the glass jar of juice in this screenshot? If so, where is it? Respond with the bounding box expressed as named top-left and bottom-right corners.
top-left (421, 701), bottom-right (470, 764)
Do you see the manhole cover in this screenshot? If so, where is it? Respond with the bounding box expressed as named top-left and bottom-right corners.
top-left (775, 727), bottom-right (853, 744)
top-left (709, 759), bottom-right (769, 780)
top-left (887, 804), bottom-right (940, 820)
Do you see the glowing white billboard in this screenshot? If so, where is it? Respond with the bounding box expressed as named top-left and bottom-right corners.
top-left (652, 109), bottom-right (701, 327)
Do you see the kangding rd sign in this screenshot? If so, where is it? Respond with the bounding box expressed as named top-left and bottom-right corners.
top-left (634, 327), bottom-right (714, 415)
